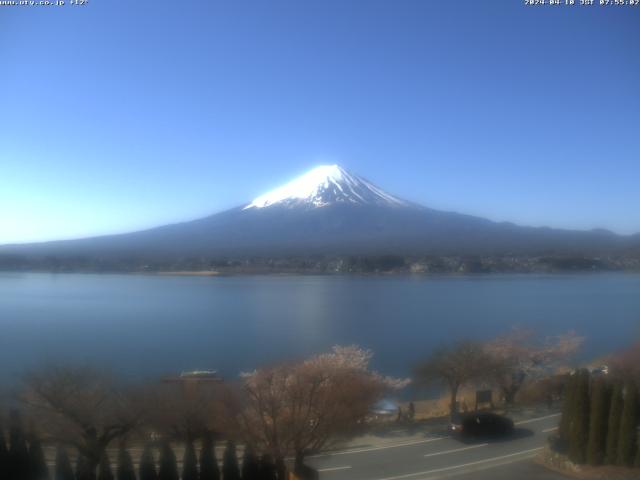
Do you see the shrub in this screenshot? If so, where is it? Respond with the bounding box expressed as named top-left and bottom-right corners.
top-left (199, 434), bottom-right (219, 480)
top-left (116, 447), bottom-right (136, 480)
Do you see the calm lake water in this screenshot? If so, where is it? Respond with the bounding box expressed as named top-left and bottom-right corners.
top-left (1, 272), bottom-right (639, 383)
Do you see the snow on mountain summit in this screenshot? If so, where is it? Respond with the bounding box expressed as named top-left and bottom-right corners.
top-left (243, 165), bottom-right (408, 210)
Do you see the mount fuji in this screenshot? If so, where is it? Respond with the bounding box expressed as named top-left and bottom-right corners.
top-left (1, 165), bottom-right (638, 269)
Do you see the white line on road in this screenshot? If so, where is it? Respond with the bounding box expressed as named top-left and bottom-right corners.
top-left (317, 465), bottom-right (352, 472)
top-left (310, 412), bottom-right (558, 460)
top-left (307, 437), bottom-right (446, 458)
top-left (375, 447), bottom-right (544, 480)
top-left (423, 443), bottom-right (487, 458)
top-left (542, 426), bottom-right (558, 433)
top-left (514, 413), bottom-right (560, 425)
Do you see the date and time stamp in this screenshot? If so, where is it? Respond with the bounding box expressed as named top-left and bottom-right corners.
top-left (525, 0), bottom-right (639, 5)
top-left (1, 0), bottom-right (638, 8)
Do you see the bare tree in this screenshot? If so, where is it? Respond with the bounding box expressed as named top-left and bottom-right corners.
top-left (141, 381), bottom-right (225, 442)
top-left (415, 341), bottom-right (492, 420)
top-left (484, 329), bottom-right (584, 406)
top-left (231, 345), bottom-right (406, 465)
top-left (21, 366), bottom-right (142, 480)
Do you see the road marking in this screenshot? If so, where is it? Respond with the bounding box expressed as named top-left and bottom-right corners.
top-left (317, 465), bottom-right (352, 472)
top-left (514, 412), bottom-right (560, 425)
top-left (375, 447), bottom-right (544, 480)
top-left (542, 426), bottom-right (558, 433)
top-left (310, 412), bottom-right (558, 459)
top-left (307, 437), bottom-right (446, 458)
top-left (423, 443), bottom-right (487, 458)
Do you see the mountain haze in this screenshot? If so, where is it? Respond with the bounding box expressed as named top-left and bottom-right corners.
top-left (2, 165), bottom-right (639, 268)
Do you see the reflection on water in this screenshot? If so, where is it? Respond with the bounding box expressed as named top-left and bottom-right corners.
top-left (0, 272), bottom-right (639, 382)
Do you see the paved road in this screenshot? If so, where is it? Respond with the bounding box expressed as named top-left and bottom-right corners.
top-left (308, 413), bottom-right (563, 480)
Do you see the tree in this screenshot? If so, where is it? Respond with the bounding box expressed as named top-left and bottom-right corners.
top-left (241, 445), bottom-right (260, 480)
top-left (484, 329), bottom-right (584, 406)
top-left (568, 369), bottom-right (590, 464)
top-left (28, 436), bottom-right (50, 480)
top-left (235, 346), bottom-right (399, 462)
top-left (139, 444), bottom-right (157, 480)
top-left (8, 410), bottom-right (30, 480)
top-left (0, 424), bottom-right (7, 480)
top-left (116, 447), bottom-right (136, 480)
top-left (416, 341), bottom-right (492, 419)
top-left (97, 452), bottom-right (114, 480)
top-left (586, 378), bottom-right (610, 465)
top-left (605, 382), bottom-right (624, 464)
top-left (258, 454), bottom-right (277, 480)
top-left (22, 366), bottom-right (142, 480)
top-left (158, 442), bottom-right (179, 480)
top-left (54, 447), bottom-right (74, 480)
top-left (182, 441), bottom-right (198, 480)
top-left (222, 441), bottom-right (240, 480)
top-left (198, 434), bottom-right (219, 480)
top-left (558, 373), bottom-right (577, 445)
top-left (616, 382), bottom-right (638, 467)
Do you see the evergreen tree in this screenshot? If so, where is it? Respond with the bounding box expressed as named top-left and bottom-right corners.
top-left (54, 447), bottom-right (74, 480)
top-left (616, 382), bottom-right (638, 467)
top-left (28, 436), bottom-right (50, 480)
top-left (158, 442), bottom-right (178, 480)
top-left (182, 441), bottom-right (198, 480)
top-left (558, 373), bottom-right (577, 444)
top-left (258, 455), bottom-right (276, 480)
top-left (1, 425), bottom-right (8, 480)
top-left (221, 441), bottom-right (240, 480)
top-left (568, 369), bottom-right (590, 464)
top-left (605, 382), bottom-right (624, 464)
top-left (116, 447), bottom-right (136, 480)
top-left (274, 456), bottom-right (286, 480)
top-left (139, 444), bottom-right (158, 480)
top-left (98, 452), bottom-right (114, 480)
top-left (8, 410), bottom-right (31, 480)
top-left (198, 435), bottom-right (219, 480)
top-left (240, 446), bottom-right (259, 480)
top-left (586, 379), bottom-right (610, 465)
top-left (76, 454), bottom-right (90, 480)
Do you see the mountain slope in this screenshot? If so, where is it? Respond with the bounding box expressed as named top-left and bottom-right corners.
top-left (1, 165), bottom-right (638, 266)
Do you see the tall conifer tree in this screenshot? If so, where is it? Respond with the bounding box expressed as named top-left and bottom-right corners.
top-left (54, 447), bottom-right (74, 480)
top-left (199, 435), bottom-right (219, 480)
top-left (139, 444), bottom-right (158, 480)
top-left (158, 442), bottom-right (178, 480)
top-left (28, 436), bottom-right (50, 480)
top-left (605, 382), bottom-right (624, 464)
top-left (0, 425), bottom-right (8, 480)
top-left (617, 382), bottom-right (638, 466)
top-left (116, 447), bottom-right (136, 480)
top-left (222, 441), bottom-right (240, 480)
top-left (182, 441), bottom-right (198, 480)
top-left (8, 410), bottom-right (30, 480)
top-left (559, 373), bottom-right (577, 444)
top-left (568, 369), bottom-right (590, 464)
top-left (586, 378), bottom-right (610, 465)
top-left (241, 446), bottom-right (260, 480)
top-left (97, 452), bottom-right (114, 480)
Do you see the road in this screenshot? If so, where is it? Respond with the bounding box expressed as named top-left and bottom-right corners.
top-left (308, 413), bottom-right (563, 480)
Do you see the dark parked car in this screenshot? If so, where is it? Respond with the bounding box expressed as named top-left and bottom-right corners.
top-left (449, 412), bottom-right (514, 438)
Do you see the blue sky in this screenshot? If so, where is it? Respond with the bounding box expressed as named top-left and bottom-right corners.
top-left (1, 0), bottom-right (639, 244)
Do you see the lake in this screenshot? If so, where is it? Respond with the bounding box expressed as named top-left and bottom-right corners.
top-left (0, 272), bottom-right (639, 384)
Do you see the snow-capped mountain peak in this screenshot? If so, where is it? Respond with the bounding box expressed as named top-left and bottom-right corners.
top-left (243, 165), bottom-right (408, 210)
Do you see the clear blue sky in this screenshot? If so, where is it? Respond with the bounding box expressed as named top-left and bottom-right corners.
top-left (1, 0), bottom-right (639, 244)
